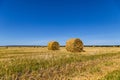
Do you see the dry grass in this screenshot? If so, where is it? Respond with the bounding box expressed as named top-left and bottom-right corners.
top-left (0, 47), bottom-right (120, 80)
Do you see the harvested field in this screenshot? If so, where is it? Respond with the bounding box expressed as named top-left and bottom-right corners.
top-left (0, 47), bottom-right (120, 80)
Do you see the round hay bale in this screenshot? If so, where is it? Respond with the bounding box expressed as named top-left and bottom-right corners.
top-left (48, 41), bottom-right (60, 50)
top-left (66, 38), bottom-right (84, 52)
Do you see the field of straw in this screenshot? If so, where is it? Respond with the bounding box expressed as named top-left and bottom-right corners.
top-left (0, 47), bottom-right (120, 80)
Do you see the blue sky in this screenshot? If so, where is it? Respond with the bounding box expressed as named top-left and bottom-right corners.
top-left (0, 0), bottom-right (120, 45)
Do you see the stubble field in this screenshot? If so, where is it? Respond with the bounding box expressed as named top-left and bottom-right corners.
top-left (0, 47), bottom-right (120, 80)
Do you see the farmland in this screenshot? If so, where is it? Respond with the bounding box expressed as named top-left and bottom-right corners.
top-left (0, 47), bottom-right (120, 80)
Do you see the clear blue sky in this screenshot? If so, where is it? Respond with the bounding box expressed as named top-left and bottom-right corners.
top-left (0, 0), bottom-right (120, 45)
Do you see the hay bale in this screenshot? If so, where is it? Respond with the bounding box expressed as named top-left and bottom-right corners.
top-left (48, 41), bottom-right (60, 50)
top-left (66, 38), bottom-right (84, 52)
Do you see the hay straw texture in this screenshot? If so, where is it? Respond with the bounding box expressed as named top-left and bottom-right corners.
top-left (48, 41), bottom-right (60, 50)
top-left (66, 38), bottom-right (84, 52)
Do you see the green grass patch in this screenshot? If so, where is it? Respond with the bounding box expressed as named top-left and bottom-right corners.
top-left (101, 70), bottom-right (120, 80)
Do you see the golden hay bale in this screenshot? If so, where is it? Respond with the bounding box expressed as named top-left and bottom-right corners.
top-left (66, 38), bottom-right (84, 52)
top-left (48, 41), bottom-right (60, 50)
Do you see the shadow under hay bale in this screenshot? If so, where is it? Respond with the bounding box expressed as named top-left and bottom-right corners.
top-left (66, 38), bottom-right (84, 52)
top-left (48, 41), bottom-right (60, 50)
